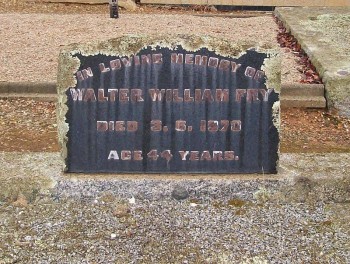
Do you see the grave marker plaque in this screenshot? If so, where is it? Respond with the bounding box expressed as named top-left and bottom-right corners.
top-left (57, 35), bottom-right (280, 173)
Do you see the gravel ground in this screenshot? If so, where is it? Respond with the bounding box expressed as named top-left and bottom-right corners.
top-left (1, 152), bottom-right (350, 263)
top-left (2, 194), bottom-right (349, 263)
top-left (0, 11), bottom-right (300, 84)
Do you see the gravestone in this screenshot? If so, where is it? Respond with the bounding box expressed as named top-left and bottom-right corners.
top-left (57, 35), bottom-right (280, 174)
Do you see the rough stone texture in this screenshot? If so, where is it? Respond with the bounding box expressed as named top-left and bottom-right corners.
top-left (57, 34), bottom-right (281, 172)
top-left (275, 7), bottom-right (350, 116)
top-left (1, 152), bottom-right (350, 203)
top-left (0, 153), bottom-right (57, 202)
top-left (118, 0), bottom-right (138, 11)
top-left (171, 185), bottom-right (189, 200)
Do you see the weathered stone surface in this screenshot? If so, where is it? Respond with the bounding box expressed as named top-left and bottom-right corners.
top-left (275, 7), bottom-right (350, 117)
top-left (57, 34), bottom-right (280, 174)
top-left (171, 185), bottom-right (189, 200)
top-left (119, 0), bottom-right (137, 11)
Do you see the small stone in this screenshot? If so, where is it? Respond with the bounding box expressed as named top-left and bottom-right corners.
top-left (12, 194), bottom-right (28, 207)
top-left (171, 186), bottom-right (189, 200)
top-left (24, 236), bottom-right (32, 241)
top-left (337, 70), bottom-right (349, 76)
top-left (128, 196), bottom-right (135, 204)
top-left (110, 233), bottom-right (117, 239)
top-left (209, 5), bottom-right (217, 12)
top-left (118, 0), bottom-right (137, 11)
top-left (113, 204), bottom-right (130, 218)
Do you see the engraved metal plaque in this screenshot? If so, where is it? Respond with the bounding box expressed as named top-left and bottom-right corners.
top-left (58, 36), bottom-right (280, 173)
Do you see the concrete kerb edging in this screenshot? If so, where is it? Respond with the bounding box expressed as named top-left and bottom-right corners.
top-left (274, 7), bottom-right (350, 115)
top-left (274, 9), bottom-right (328, 78)
top-left (0, 82), bottom-right (57, 101)
top-left (0, 82), bottom-right (57, 94)
top-left (1, 152), bottom-right (350, 204)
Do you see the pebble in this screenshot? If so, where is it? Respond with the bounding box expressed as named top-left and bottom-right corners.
top-left (113, 204), bottom-right (130, 218)
top-left (24, 236), bottom-right (32, 241)
top-left (12, 194), bottom-right (28, 208)
top-left (171, 185), bottom-right (189, 200)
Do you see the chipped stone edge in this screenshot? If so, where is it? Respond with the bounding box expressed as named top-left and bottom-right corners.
top-left (57, 34), bottom-right (281, 172)
top-left (262, 51), bottom-right (281, 171)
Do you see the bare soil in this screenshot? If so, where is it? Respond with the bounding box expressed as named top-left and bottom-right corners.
top-left (0, 99), bottom-right (58, 152)
top-left (0, 98), bottom-right (349, 153)
top-left (281, 108), bottom-right (350, 153)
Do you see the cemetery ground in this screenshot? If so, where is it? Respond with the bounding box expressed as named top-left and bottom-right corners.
top-left (1, 2), bottom-right (350, 263)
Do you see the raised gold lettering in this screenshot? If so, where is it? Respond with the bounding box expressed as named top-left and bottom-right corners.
top-left (189, 151), bottom-right (199, 161)
top-left (82, 67), bottom-right (93, 79)
top-left (121, 150), bottom-right (131, 161)
top-left (218, 59), bottom-right (231, 71)
top-left (97, 121), bottom-right (108, 132)
top-left (175, 120), bottom-right (186, 131)
top-left (213, 151), bottom-right (223, 161)
top-left (152, 54), bottom-right (163, 64)
top-left (185, 54), bottom-right (194, 64)
top-left (127, 121), bottom-right (138, 132)
top-left (208, 120), bottom-right (218, 132)
top-left (133, 151), bottom-right (143, 161)
top-left (231, 62), bottom-right (242, 73)
top-left (130, 89), bottom-right (144, 102)
top-left (151, 120), bottom-right (162, 132)
top-left (98, 89), bottom-right (108, 102)
top-left (115, 121), bottom-right (125, 132)
top-left (141, 54), bottom-right (151, 65)
top-left (224, 151), bottom-right (235, 161)
top-left (245, 66), bottom-right (256, 78)
top-left (122, 57), bottom-right (132, 67)
top-left (236, 89), bottom-right (246, 102)
top-left (83, 88), bottom-right (96, 102)
top-left (178, 151), bottom-right (190, 161)
top-left (231, 120), bottom-right (241, 131)
top-left (208, 57), bottom-right (219, 68)
top-left (173, 89), bottom-right (183, 102)
top-left (99, 63), bottom-right (110, 73)
top-left (202, 89), bottom-right (214, 102)
top-left (108, 150), bottom-right (119, 160)
top-left (70, 88), bottom-right (84, 101)
top-left (110, 59), bottom-right (121, 70)
top-left (201, 151), bottom-right (212, 161)
top-left (108, 89), bottom-right (118, 102)
top-left (215, 89), bottom-right (229, 102)
top-left (184, 89), bottom-right (194, 102)
top-left (247, 89), bottom-right (259, 102)
top-left (195, 55), bottom-right (208, 66)
top-left (119, 89), bottom-right (129, 102)
top-left (149, 89), bottom-right (165, 101)
top-left (220, 120), bottom-right (229, 132)
top-left (171, 53), bottom-right (183, 64)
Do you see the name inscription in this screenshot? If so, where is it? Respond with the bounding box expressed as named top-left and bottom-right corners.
top-left (66, 46), bottom-right (279, 173)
